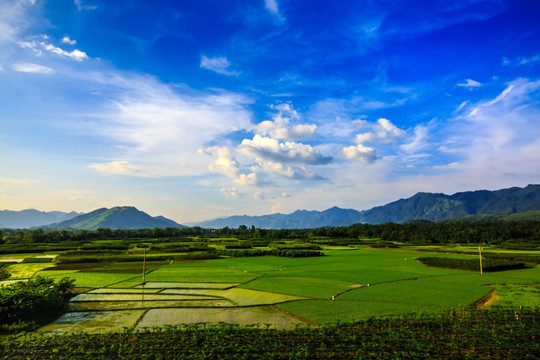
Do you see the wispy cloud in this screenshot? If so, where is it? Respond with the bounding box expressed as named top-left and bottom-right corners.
top-left (19, 40), bottom-right (88, 61)
top-left (200, 55), bottom-right (240, 76)
top-left (88, 161), bottom-right (145, 176)
top-left (74, 0), bottom-right (97, 11)
top-left (264, 0), bottom-right (285, 23)
top-left (457, 78), bottom-right (482, 89)
top-left (12, 62), bottom-right (53, 73)
top-left (502, 53), bottom-right (540, 67)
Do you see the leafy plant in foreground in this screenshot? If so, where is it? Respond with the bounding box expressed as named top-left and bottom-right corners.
top-left (0, 276), bottom-right (74, 333)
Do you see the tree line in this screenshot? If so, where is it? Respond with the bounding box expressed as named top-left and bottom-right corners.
top-left (1, 220), bottom-right (540, 245)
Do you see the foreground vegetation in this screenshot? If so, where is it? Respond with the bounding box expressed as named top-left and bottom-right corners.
top-left (0, 277), bottom-right (74, 333)
top-left (1, 307), bottom-right (537, 359)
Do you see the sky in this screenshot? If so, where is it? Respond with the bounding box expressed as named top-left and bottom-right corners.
top-left (1, 0), bottom-right (540, 223)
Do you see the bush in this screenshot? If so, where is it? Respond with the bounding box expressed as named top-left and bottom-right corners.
top-left (0, 276), bottom-right (74, 333)
top-left (417, 257), bottom-right (534, 272)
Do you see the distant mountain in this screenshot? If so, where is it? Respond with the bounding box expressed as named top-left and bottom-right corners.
top-left (0, 209), bottom-right (82, 229)
top-left (192, 206), bottom-right (363, 229)
top-left (48, 206), bottom-right (185, 230)
top-left (361, 184), bottom-right (540, 223)
top-left (191, 184), bottom-right (540, 229)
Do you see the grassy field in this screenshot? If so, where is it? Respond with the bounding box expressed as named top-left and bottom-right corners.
top-left (0, 245), bottom-right (537, 333)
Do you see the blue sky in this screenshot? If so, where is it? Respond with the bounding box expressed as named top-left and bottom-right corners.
top-left (1, 0), bottom-right (539, 223)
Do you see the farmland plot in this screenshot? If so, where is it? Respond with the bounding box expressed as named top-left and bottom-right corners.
top-left (31, 246), bottom-right (540, 333)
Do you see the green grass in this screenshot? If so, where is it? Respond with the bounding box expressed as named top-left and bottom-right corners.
top-left (492, 282), bottom-right (540, 307)
top-left (36, 271), bottom-right (139, 288)
top-left (19, 245), bottom-right (540, 332)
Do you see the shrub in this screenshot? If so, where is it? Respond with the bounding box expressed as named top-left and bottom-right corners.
top-left (0, 276), bottom-right (74, 333)
top-left (417, 257), bottom-right (534, 272)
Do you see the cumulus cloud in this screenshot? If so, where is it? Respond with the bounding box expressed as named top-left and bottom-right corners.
top-left (254, 103), bottom-right (317, 140)
top-left (353, 118), bottom-right (405, 144)
top-left (342, 144), bottom-right (378, 163)
top-left (457, 78), bottom-right (482, 88)
top-left (88, 161), bottom-right (145, 176)
top-left (61, 36), bottom-right (76, 45)
top-left (239, 135), bottom-right (332, 165)
top-left (13, 62), bottom-right (53, 73)
top-left (200, 55), bottom-right (240, 76)
top-left (220, 187), bottom-right (241, 198)
top-left (257, 160), bottom-right (324, 180)
top-left (203, 146), bottom-right (261, 186)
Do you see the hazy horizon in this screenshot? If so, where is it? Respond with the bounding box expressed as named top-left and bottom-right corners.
top-left (1, 1), bottom-right (539, 223)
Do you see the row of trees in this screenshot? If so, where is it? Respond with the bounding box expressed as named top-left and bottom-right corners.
top-left (1, 220), bottom-right (540, 245)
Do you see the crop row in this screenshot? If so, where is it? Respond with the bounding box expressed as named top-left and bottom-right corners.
top-left (1, 307), bottom-right (537, 359)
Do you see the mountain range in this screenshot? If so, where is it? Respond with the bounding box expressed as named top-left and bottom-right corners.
top-left (1, 184), bottom-right (539, 230)
top-left (0, 209), bottom-right (82, 229)
top-left (191, 184), bottom-right (540, 229)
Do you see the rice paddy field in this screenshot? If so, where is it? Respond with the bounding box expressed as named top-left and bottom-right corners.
top-left (1, 245), bottom-right (539, 334)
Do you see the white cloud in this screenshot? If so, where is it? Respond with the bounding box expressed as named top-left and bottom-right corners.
top-left (200, 55), bottom-right (240, 76)
top-left (429, 78), bottom-right (540, 188)
top-left (13, 62), bottom-right (53, 73)
top-left (220, 187), bottom-right (241, 198)
top-left (239, 135), bottom-right (332, 165)
top-left (80, 71), bottom-right (253, 177)
top-left (264, 0), bottom-right (285, 22)
top-left (20, 40), bottom-right (88, 61)
top-left (254, 103), bottom-right (317, 140)
top-left (257, 160), bottom-right (324, 180)
top-left (88, 161), bottom-right (145, 176)
top-left (0, 1), bottom-right (27, 45)
top-left (203, 146), bottom-right (261, 186)
top-left (342, 144), bottom-right (378, 163)
top-left (74, 0), bottom-right (97, 11)
top-left (457, 78), bottom-right (482, 88)
top-left (401, 124), bottom-right (430, 154)
top-left (353, 118), bottom-right (405, 144)
top-left (502, 53), bottom-right (540, 67)
top-left (61, 36), bottom-right (76, 45)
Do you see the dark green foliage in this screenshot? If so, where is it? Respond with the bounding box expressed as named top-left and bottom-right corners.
top-left (224, 244), bottom-right (253, 249)
top-left (269, 243), bottom-right (322, 250)
top-left (0, 276), bottom-right (74, 333)
top-left (1, 308), bottom-right (537, 359)
top-left (21, 257), bottom-right (53, 263)
top-left (418, 257), bottom-right (534, 272)
top-left (55, 251), bottom-right (220, 264)
top-left (0, 264), bottom-right (10, 281)
top-left (216, 249), bottom-right (324, 258)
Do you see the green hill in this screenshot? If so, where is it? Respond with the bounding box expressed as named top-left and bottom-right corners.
top-left (49, 206), bottom-right (184, 230)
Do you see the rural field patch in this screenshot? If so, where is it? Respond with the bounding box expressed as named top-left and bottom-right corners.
top-left (68, 299), bottom-right (233, 311)
top-left (4, 263), bottom-right (54, 279)
top-left (134, 281), bottom-right (238, 289)
top-left (39, 310), bottom-right (144, 334)
top-left (241, 276), bottom-right (350, 298)
top-left (36, 271), bottom-right (139, 288)
top-left (70, 293), bottom-right (219, 302)
top-left (135, 306), bottom-right (311, 330)
top-left (162, 288), bottom-right (305, 306)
